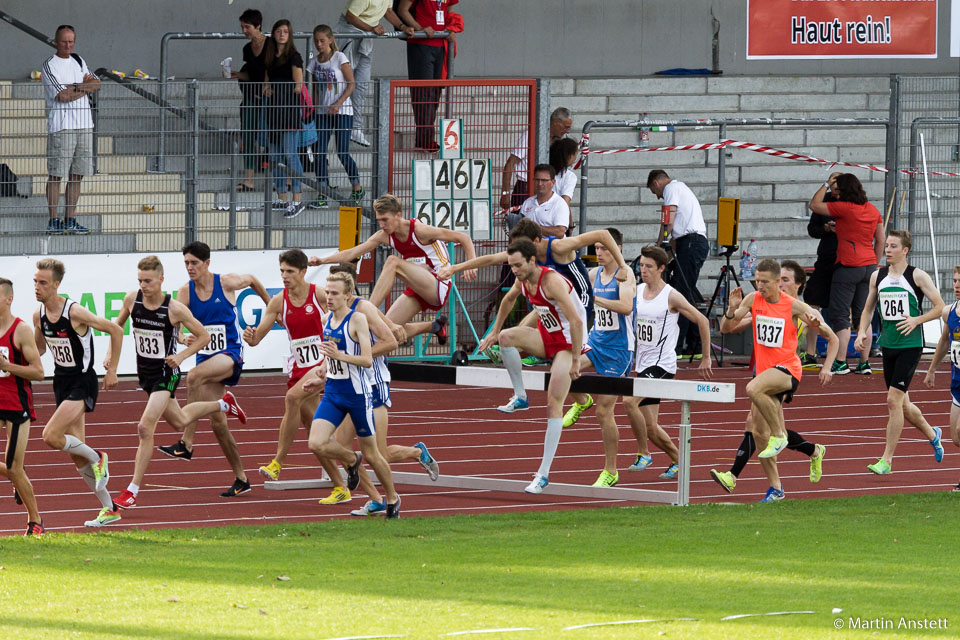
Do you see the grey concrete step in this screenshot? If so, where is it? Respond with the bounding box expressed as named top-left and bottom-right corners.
top-left (48, 232), bottom-right (136, 254)
top-left (1, 214), bottom-right (101, 234)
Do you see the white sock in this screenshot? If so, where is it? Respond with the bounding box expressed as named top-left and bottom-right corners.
top-left (218, 399), bottom-right (229, 413)
top-left (127, 482), bottom-right (140, 496)
top-left (61, 434), bottom-right (100, 465)
top-left (80, 464), bottom-right (114, 509)
top-left (537, 418), bottom-right (564, 477)
top-left (500, 346), bottom-right (527, 399)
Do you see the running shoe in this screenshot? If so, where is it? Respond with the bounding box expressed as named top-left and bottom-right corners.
top-left (350, 499), bottom-right (385, 516)
top-left (307, 197), bottom-right (328, 209)
top-left (524, 473), bottom-right (549, 495)
top-left (84, 506), bottom-right (121, 527)
top-left (627, 454), bottom-right (653, 471)
top-left (432, 315), bottom-right (448, 346)
top-left (345, 451), bottom-right (363, 491)
top-left (853, 361), bottom-right (872, 375)
top-left (222, 391), bottom-right (247, 424)
top-left (115, 489), bottom-right (137, 509)
top-left (93, 450), bottom-right (110, 492)
top-left (591, 470), bottom-right (619, 487)
top-left (351, 187), bottom-right (365, 204)
top-left (952, 482), bottom-right (960, 493)
top-left (484, 344), bottom-right (502, 365)
top-left (385, 496), bottom-right (401, 519)
top-left (830, 360), bottom-right (850, 375)
top-left (283, 201), bottom-right (304, 219)
top-left (931, 427), bottom-right (945, 463)
top-left (46, 217), bottom-right (65, 234)
top-left (800, 353), bottom-right (820, 370)
top-left (157, 439), bottom-right (193, 460)
top-left (757, 435), bottom-right (788, 459)
top-left (220, 478), bottom-right (251, 497)
top-left (64, 218), bottom-right (90, 235)
top-left (867, 458), bottom-right (892, 474)
top-left (710, 469), bottom-right (736, 493)
top-left (562, 394), bottom-right (594, 428)
top-left (497, 395), bottom-right (529, 413)
top-left (271, 198), bottom-right (289, 210)
top-left (319, 486), bottom-right (352, 504)
top-left (660, 463), bottom-right (679, 480)
top-left (413, 442), bottom-right (439, 481)
top-left (259, 459), bottom-right (282, 481)
top-left (521, 355), bottom-right (548, 366)
top-left (759, 486), bottom-right (785, 503)
top-left (24, 521), bottom-right (44, 537)
top-left (810, 444), bottom-right (826, 483)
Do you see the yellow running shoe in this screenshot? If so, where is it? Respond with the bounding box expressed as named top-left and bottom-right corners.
top-left (562, 394), bottom-right (594, 428)
top-left (591, 469), bottom-right (619, 487)
top-left (259, 459), bottom-right (282, 481)
top-left (319, 486), bottom-right (351, 504)
top-left (757, 435), bottom-right (788, 459)
top-left (809, 444), bottom-right (826, 483)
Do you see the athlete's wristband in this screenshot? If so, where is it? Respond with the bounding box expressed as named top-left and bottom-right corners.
top-left (724, 312), bottom-right (735, 320)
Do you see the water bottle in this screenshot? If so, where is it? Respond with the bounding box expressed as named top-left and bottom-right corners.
top-left (739, 238), bottom-right (758, 279)
top-left (638, 112), bottom-right (650, 148)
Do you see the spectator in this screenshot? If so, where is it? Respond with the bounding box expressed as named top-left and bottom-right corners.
top-left (808, 172), bottom-right (884, 375)
top-left (41, 25), bottom-right (100, 235)
top-left (500, 107), bottom-right (573, 212)
top-left (305, 25), bottom-right (363, 209)
top-left (549, 137), bottom-right (579, 232)
top-left (335, 0), bottom-right (414, 147)
top-left (519, 164), bottom-right (568, 239)
top-left (396, 0), bottom-right (459, 152)
top-left (801, 173), bottom-right (840, 369)
top-left (646, 169), bottom-right (709, 355)
top-left (262, 19), bottom-right (305, 218)
top-left (231, 9), bottom-right (269, 192)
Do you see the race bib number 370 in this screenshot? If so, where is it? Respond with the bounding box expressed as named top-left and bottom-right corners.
top-left (755, 315), bottom-right (785, 348)
top-left (292, 336), bottom-right (324, 368)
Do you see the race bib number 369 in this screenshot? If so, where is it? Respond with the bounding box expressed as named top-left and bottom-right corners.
top-left (199, 326), bottom-right (227, 355)
top-left (755, 315), bottom-right (785, 348)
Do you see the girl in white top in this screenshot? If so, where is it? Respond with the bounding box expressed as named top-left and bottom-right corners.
top-left (306, 25), bottom-right (362, 202)
top-left (550, 138), bottom-right (579, 232)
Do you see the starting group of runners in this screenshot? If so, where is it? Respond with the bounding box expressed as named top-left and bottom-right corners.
top-left (2, 194), bottom-right (958, 535)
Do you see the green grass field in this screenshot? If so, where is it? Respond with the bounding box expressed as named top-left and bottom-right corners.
top-left (1, 492), bottom-right (956, 639)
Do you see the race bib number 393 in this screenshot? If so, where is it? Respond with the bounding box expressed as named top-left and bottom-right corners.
top-left (536, 305), bottom-right (561, 333)
top-left (755, 315), bottom-right (785, 348)
top-left (595, 307), bottom-right (619, 332)
top-left (199, 326), bottom-right (227, 355)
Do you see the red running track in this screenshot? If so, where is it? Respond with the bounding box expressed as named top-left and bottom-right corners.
top-left (2, 360), bottom-right (958, 535)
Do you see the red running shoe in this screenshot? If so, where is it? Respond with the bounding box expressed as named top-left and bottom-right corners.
top-left (222, 391), bottom-right (247, 424)
top-left (115, 489), bottom-right (137, 509)
top-left (24, 521), bottom-right (44, 537)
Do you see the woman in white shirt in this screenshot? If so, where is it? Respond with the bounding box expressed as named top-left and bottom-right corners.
top-left (305, 25), bottom-right (363, 208)
top-left (550, 138), bottom-right (579, 234)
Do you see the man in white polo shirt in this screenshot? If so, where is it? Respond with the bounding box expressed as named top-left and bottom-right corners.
top-left (520, 164), bottom-right (568, 238)
top-left (647, 169), bottom-right (709, 356)
top-left (41, 25), bottom-right (99, 236)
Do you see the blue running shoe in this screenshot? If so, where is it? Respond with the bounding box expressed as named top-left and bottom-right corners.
top-left (627, 454), bottom-right (653, 471)
top-left (350, 500), bottom-right (385, 516)
top-left (759, 486), bottom-right (785, 503)
top-left (497, 395), bottom-right (529, 413)
top-left (659, 463), bottom-right (679, 480)
top-left (931, 427), bottom-right (944, 463)
top-left (413, 441), bottom-right (439, 481)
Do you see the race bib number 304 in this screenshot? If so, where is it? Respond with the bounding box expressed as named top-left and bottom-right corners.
top-left (326, 357), bottom-right (348, 379)
top-left (755, 315), bottom-right (785, 348)
top-left (199, 326), bottom-right (227, 355)
top-left (46, 336), bottom-right (76, 368)
top-left (536, 305), bottom-right (561, 333)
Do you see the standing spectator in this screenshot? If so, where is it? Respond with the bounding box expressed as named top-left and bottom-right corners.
top-left (809, 173), bottom-right (884, 375)
top-left (306, 25), bottom-right (363, 208)
top-left (801, 174), bottom-right (840, 369)
top-left (500, 107), bottom-right (573, 212)
top-left (646, 169), bottom-right (709, 356)
top-left (549, 137), bottom-right (579, 233)
top-left (262, 19), bottom-right (305, 218)
top-left (396, 0), bottom-right (459, 152)
top-left (231, 9), bottom-right (269, 192)
top-left (41, 25), bottom-right (99, 235)
top-left (520, 164), bottom-right (568, 239)
top-left (335, 1), bottom-right (414, 147)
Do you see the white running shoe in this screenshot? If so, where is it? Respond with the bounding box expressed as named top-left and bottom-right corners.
top-left (524, 473), bottom-right (549, 494)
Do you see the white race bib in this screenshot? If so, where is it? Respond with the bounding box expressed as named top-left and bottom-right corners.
top-left (199, 325), bottom-right (227, 355)
top-left (536, 305), bottom-right (561, 333)
top-left (635, 317), bottom-right (657, 345)
top-left (133, 327), bottom-right (165, 359)
top-left (291, 335), bottom-right (324, 368)
top-left (951, 341), bottom-right (960, 368)
top-left (46, 335), bottom-right (76, 367)
top-left (879, 290), bottom-right (910, 321)
top-left (435, 10), bottom-right (445, 26)
top-left (594, 307), bottom-right (619, 332)
top-left (0, 346), bottom-right (8, 378)
top-left (406, 256), bottom-right (427, 265)
top-left (326, 356), bottom-right (348, 379)
top-left (755, 315), bottom-right (785, 348)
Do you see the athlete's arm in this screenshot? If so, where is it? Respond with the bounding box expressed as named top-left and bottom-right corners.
top-left (358, 299), bottom-right (399, 358)
top-left (243, 292), bottom-right (282, 347)
top-left (924, 306), bottom-right (952, 388)
top-left (167, 299), bottom-right (212, 369)
top-left (897, 268), bottom-right (945, 337)
top-left (593, 268), bottom-right (636, 315)
top-left (309, 232), bottom-right (386, 266)
top-left (544, 272), bottom-right (583, 379)
top-left (69, 304), bottom-right (123, 390)
top-left (221, 272), bottom-right (271, 305)
top-left (176, 282), bottom-right (194, 345)
top-left (103, 289), bottom-right (136, 371)
top-left (32, 307), bottom-right (46, 357)
top-left (413, 222), bottom-right (479, 282)
top-left (669, 289), bottom-right (713, 379)
top-left (438, 251), bottom-right (507, 281)
top-left (552, 230), bottom-right (629, 275)
top-left (321, 312), bottom-right (372, 368)
top-left (719, 288), bottom-right (753, 334)
top-left (854, 270), bottom-right (880, 351)
top-left (798, 301), bottom-right (838, 384)
top-left (478, 280), bottom-right (522, 352)
top-left (0, 321), bottom-right (44, 381)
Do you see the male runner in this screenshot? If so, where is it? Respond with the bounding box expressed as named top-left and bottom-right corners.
top-left (618, 245), bottom-right (712, 481)
top-left (309, 193), bottom-right (478, 342)
top-left (303, 271), bottom-right (401, 517)
top-left (158, 241), bottom-right (269, 497)
top-left (718, 259), bottom-right (838, 501)
top-left (855, 230), bottom-right (945, 474)
top-left (107, 256), bottom-right (247, 509)
top-left (709, 260), bottom-right (833, 499)
top-left (0, 278), bottom-right (45, 535)
top-left (923, 265), bottom-right (960, 492)
top-left (33, 258), bottom-right (124, 527)
top-left (478, 239), bottom-right (586, 494)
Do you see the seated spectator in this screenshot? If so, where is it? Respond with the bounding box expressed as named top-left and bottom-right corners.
top-left (520, 164), bottom-right (568, 239)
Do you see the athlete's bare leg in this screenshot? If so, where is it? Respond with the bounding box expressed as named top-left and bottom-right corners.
top-left (1, 420), bottom-right (40, 523)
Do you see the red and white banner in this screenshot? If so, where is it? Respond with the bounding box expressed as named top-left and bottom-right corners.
top-left (747, 0), bottom-right (938, 59)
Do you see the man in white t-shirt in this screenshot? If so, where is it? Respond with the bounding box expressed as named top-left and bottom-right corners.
top-left (520, 165), bottom-right (568, 238)
top-left (336, 0), bottom-right (414, 146)
top-left (499, 107), bottom-right (572, 211)
top-left (41, 25), bottom-right (100, 236)
top-left (646, 169), bottom-right (709, 355)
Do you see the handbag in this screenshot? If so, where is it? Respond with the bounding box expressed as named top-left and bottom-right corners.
top-left (300, 84), bottom-right (315, 122)
top-left (300, 119), bottom-right (318, 148)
